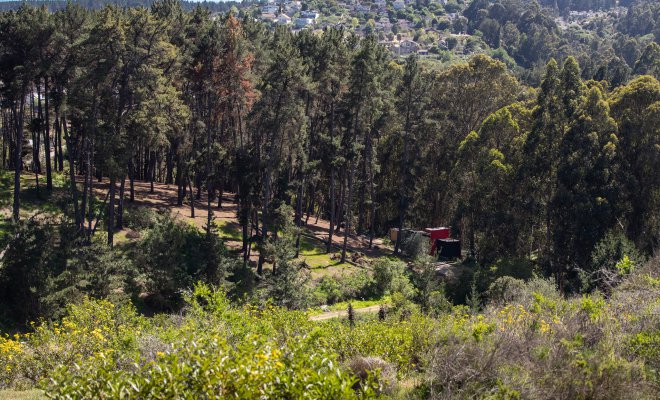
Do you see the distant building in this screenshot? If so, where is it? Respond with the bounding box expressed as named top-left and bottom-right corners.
top-left (261, 12), bottom-right (277, 22)
top-left (295, 17), bottom-right (315, 29)
top-left (300, 10), bottom-right (320, 19)
top-left (276, 14), bottom-right (291, 25)
top-left (398, 40), bottom-right (420, 55)
top-left (262, 5), bottom-right (279, 14)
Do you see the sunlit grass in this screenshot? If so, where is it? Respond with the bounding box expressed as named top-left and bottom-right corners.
top-left (216, 219), bottom-right (242, 241)
top-left (307, 296), bottom-right (391, 316)
top-left (0, 171), bottom-right (69, 215)
top-left (298, 236), bottom-right (351, 268)
top-left (0, 390), bottom-right (44, 400)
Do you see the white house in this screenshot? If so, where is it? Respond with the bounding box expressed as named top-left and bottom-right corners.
top-left (360, 5), bottom-right (373, 12)
top-left (300, 10), bottom-right (320, 19)
top-left (276, 14), bottom-right (292, 25)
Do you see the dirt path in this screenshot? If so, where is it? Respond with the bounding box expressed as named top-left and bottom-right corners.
top-left (308, 305), bottom-right (382, 321)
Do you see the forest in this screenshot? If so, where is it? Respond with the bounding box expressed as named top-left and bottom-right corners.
top-left (0, 0), bottom-right (658, 398)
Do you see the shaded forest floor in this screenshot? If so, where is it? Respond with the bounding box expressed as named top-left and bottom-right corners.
top-left (0, 170), bottom-right (394, 280)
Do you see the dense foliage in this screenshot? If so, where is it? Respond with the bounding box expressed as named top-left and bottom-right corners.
top-left (0, 260), bottom-right (658, 398)
top-left (1, 1), bottom-right (656, 281)
top-left (0, 1), bottom-right (658, 398)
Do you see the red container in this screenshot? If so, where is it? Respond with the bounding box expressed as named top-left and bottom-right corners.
top-left (424, 227), bottom-right (450, 240)
top-left (425, 227), bottom-right (451, 255)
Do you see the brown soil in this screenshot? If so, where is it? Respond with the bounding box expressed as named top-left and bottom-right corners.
top-left (83, 177), bottom-right (391, 259)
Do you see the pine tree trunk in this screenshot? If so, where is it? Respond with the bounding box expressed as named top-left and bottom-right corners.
top-left (305, 184), bottom-right (315, 225)
top-left (257, 168), bottom-right (271, 276)
top-left (336, 173), bottom-right (345, 234)
top-left (107, 175), bottom-right (116, 247)
top-left (129, 159), bottom-right (135, 202)
top-left (341, 168), bottom-right (354, 263)
top-left (241, 197), bottom-right (250, 263)
top-left (294, 174), bottom-right (304, 258)
top-left (175, 159), bottom-right (184, 206)
top-left (206, 126), bottom-right (213, 237)
top-left (80, 140), bottom-right (89, 228)
top-left (327, 168), bottom-right (336, 253)
top-left (43, 76), bottom-right (52, 191)
top-left (33, 83), bottom-right (41, 174)
top-left (217, 184), bottom-right (223, 209)
top-left (150, 151), bottom-right (155, 193)
top-left (165, 143), bottom-right (174, 185)
top-left (57, 110), bottom-right (64, 171)
top-left (188, 175), bottom-right (195, 218)
top-left (86, 143), bottom-right (94, 240)
top-left (394, 123), bottom-right (410, 255)
top-left (327, 101), bottom-right (336, 252)
top-left (12, 89), bottom-right (26, 222)
top-left (62, 114), bottom-right (80, 228)
top-left (117, 175), bottom-right (126, 230)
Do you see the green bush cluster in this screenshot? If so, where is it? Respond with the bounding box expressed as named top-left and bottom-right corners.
top-left (313, 259), bottom-right (415, 308)
top-left (0, 212), bottom-right (234, 324)
top-left (1, 259), bottom-right (657, 398)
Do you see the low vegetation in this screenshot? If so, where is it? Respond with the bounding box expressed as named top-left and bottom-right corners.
top-left (0, 259), bottom-right (658, 398)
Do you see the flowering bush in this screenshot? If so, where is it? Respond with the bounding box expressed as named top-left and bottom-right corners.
top-left (0, 261), bottom-right (658, 398)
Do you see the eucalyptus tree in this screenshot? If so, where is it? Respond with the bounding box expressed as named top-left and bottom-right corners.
top-left (454, 105), bottom-right (527, 262)
top-left (419, 55), bottom-right (519, 232)
top-left (521, 57), bottom-right (585, 287)
top-left (609, 75), bottom-right (660, 253)
top-left (551, 86), bottom-right (619, 285)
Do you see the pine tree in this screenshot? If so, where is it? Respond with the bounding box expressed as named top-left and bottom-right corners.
top-left (394, 55), bottom-right (426, 255)
top-left (250, 27), bottom-right (308, 275)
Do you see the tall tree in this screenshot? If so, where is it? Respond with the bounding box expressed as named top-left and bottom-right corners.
top-left (609, 75), bottom-right (660, 253)
top-left (0, 6), bottom-right (49, 221)
top-left (393, 55), bottom-right (427, 255)
top-left (250, 27), bottom-right (307, 275)
top-left (551, 87), bottom-right (618, 285)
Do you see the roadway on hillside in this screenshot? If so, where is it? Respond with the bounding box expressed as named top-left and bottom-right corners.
top-left (308, 305), bottom-right (381, 321)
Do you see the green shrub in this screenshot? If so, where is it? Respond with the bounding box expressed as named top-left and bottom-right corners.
top-left (258, 210), bottom-right (314, 310)
top-left (1, 260), bottom-right (658, 399)
top-left (135, 214), bottom-right (227, 310)
top-left (317, 276), bottom-right (343, 304)
top-left (0, 217), bottom-right (58, 322)
top-left (585, 230), bottom-right (646, 292)
top-left (372, 259), bottom-right (412, 297)
top-left (46, 336), bottom-right (373, 399)
top-left (122, 205), bottom-right (158, 230)
top-left (0, 218), bottom-right (135, 323)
